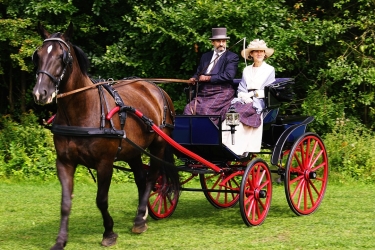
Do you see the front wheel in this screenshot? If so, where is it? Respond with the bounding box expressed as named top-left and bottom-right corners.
top-left (284, 132), bottom-right (328, 216)
top-left (240, 159), bottom-right (272, 226)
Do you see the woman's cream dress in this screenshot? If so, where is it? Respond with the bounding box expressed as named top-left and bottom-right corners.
top-left (222, 62), bottom-right (275, 155)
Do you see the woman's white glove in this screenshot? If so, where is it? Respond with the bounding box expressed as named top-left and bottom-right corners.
top-left (238, 91), bottom-right (253, 104)
top-left (254, 90), bottom-right (265, 98)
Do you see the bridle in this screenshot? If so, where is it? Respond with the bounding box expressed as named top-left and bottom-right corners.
top-left (33, 37), bottom-right (73, 92)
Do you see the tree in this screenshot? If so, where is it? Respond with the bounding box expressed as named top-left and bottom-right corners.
top-left (1, 0), bottom-right (375, 134)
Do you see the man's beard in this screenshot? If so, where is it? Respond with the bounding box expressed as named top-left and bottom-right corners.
top-left (216, 46), bottom-right (226, 52)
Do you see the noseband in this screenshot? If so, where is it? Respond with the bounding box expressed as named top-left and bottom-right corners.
top-left (34, 37), bottom-right (72, 91)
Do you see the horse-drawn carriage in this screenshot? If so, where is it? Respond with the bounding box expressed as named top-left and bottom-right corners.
top-left (32, 23), bottom-right (328, 249)
top-left (147, 78), bottom-right (328, 226)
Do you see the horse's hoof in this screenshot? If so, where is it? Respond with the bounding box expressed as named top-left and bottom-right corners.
top-left (50, 243), bottom-right (65, 250)
top-left (132, 223), bottom-right (148, 234)
top-left (101, 232), bottom-right (118, 247)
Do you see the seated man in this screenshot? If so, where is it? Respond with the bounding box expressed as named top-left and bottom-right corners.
top-left (222, 39), bottom-right (275, 155)
top-left (183, 27), bottom-right (239, 125)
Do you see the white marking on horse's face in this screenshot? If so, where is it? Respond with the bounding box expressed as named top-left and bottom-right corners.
top-left (34, 78), bottom-right (41, 101)
top-left (47, 45), bottom-right (53, 54)
top-left (46, 91), bottom-right (57, 104)
top-left (34, 91), bottom-right (40, 101)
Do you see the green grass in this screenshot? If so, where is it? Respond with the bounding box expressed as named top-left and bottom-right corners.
top-left (0, 179), bottom-right (374, 250)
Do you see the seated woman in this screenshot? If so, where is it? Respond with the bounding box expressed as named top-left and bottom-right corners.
top-left (222, 39), bottom-right (275, 155)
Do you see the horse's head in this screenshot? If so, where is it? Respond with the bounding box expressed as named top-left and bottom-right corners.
top-left (32, 22), bottom-right (74, 105)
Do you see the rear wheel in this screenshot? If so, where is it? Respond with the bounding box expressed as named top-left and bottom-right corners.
top-left (240, 159), bottom-right (272, 226)
top-left (199, 169), bottom-right (242, 208)
top-left (148, 172), bottom-right (180, 220)
top-left (284, 132), bottom-right (328, 215)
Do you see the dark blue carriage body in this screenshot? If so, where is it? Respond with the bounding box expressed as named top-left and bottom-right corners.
top-left (173, 78), bottom-right (313, 164)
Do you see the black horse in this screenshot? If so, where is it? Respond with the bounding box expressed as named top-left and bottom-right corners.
top-left (32, 22), bottom-right (179, 249)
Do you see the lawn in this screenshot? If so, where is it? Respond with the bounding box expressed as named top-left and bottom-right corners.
top-left (0, 179), bottom-right (374, 250)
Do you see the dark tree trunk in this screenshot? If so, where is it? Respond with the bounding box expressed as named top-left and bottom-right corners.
top-left (21, 71), bottom-right (26, 113)
top-left (8, 67), bottom-right (14, 113)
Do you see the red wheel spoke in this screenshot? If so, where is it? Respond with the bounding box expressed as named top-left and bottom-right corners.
top-left (157, 195), bottom-right (163, 214)
top-left (306, 181), bottom-right (316, 206)
top-left (311, 160), bottom-right (326, 172)
top-left (309, 148), bottom-right (323, 169)
top-left (256, 167), bottom-right (266, 186)
top-left (200, 171), bottom-right (240, 208)
top-left (308, 178), bottom-right (323, 197)
top-left (296, 180), bottom-right (305, 209)
top-left (255, 201), bottom-right (261, 219)
top-left (151, 193), bottom-right (162, 209)
top-left (291, 177), bottom-right (304, 200)
top-left (292, 152), bottom-right (303, 171)
top-left (246, 197), bottom-right (255, 218)
top-left (258, 179), bottom-right (270, 190)
top-left (258, 197), bottom-right (267, 211)
top-left (289, 174), bottom-right (303, 185)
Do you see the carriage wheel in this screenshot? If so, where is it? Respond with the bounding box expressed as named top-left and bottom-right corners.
top-left (199, 170), bottom-right (241, 208)
top-left (284, 132), bottom-right (328, 216)
top-left (148, 172), bottom-right (180, 220)
top-left (239, 159), bottom-right (272, 226)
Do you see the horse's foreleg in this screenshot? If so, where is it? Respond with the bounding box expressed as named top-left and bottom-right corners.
top-left (96, 165), bottom-right (118, 247)
top-left (128, 157), bottom-right (152, 234)
top-left (50, 161), bottom-right (75, 250)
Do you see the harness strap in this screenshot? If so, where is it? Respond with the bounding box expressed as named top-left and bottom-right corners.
top-left (37, 70), bottom-right (59, 85)
top-left (97, 85), bottom-right (106, 129)
top-left (50, 124), bottom-right (125, 138)
top-left (99, 82), bottom-right (128, 160)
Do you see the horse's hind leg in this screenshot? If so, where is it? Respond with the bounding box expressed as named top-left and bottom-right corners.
top-left (96, 164), bottom-right (118, 247)
top-left (128, 156), bottom-right (152, 234)
top-left (50, 161), bottom-right (75, 250)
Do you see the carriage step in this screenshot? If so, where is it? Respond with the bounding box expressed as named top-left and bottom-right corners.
top-left (177, 166), bottom-right (217, 174)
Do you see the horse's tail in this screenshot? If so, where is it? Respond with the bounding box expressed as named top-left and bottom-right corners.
top-left (160, 143), bottom-right (180, 194)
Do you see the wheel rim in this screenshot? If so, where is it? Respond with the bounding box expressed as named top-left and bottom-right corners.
top-left (148, 174), bottom-right (179, 219)
top-left (240, 160), bottom-right (272, 226)
top-left (285, 133), bottom-right (328, 215)
top-left (200, 170), bottom-right (241, 208)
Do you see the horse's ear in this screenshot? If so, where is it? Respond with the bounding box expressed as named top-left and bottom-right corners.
top-left (63, 22), bottom-right (74, 41)
top-left (37, 21), bottom-right (50, 39)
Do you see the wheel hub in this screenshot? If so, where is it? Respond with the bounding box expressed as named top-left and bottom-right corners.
top-left (254, 188), bottom-right (267, 199)
top-left (259, 190), bottom-right (267, 198)
top-left (304, 170), bottom-right (317, 180)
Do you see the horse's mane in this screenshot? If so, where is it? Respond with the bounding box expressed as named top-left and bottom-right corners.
top-left (72, 45), bottom-right (90, 76)
top-left (50, 32), bottom-right (90, 76)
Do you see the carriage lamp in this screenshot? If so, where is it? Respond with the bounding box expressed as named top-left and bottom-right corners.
top-left (225, 107), bottom-right (240, 145)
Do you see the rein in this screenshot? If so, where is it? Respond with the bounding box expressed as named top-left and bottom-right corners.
top-left (56, 78), bottom-right (191, 99)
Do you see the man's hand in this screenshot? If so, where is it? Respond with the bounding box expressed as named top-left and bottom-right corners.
top-left (198, 75), bottom-right (211, 82)
top-left (189, 77), bottom-right (198, 85)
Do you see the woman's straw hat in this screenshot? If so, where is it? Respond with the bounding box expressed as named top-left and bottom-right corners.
top-left (241, 39), bottom-right (274, 59)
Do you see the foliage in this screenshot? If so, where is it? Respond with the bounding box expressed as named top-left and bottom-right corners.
top-left (0, 0), bottom-right (375, 124)
top-left (2, 0), bottom-right (375, 183)
top-left (0, 111), bottom-right (56, 179)
top-left (323, 115), bottom-right (375, 183)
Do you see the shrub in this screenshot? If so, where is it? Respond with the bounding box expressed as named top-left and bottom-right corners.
top-left (323, 114), bottom-right (375, 183)
top-left (0, 111), bottom-right (56, 180)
